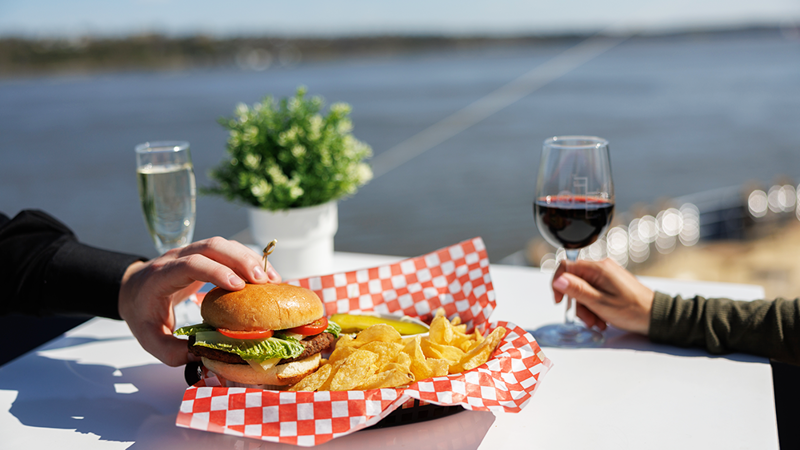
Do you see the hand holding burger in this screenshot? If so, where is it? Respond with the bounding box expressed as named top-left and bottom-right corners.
top-left (176, 283), bottom-right (340, 389)
top-left (118, 237), bottom-right (281, 367)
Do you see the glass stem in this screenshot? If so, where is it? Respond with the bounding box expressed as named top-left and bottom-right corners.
top-left (564, 249), bottom-right (579, 326)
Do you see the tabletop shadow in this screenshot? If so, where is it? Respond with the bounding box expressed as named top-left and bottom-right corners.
top-left (599, 328), bottom-right (767, 364)
top-left (127, 407), bottom-right (495, 450)
top-left (529, 327), bottom-right (766, 363)
top-left (0, 350), bottom-right (186, 444)
top-left (39, 335), bottom-right (133, 351)
top-left (3, 349), bottom-right (496, 449)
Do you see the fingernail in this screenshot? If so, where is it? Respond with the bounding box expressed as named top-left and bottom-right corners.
top-left (253, 265), bottom-right (267, 281)
top-left (267, 265), bottom-right (280, 282)
top-left (229, 273), bottom-right (245, 288)
top-left (553, 275), bottom-right (569, 291)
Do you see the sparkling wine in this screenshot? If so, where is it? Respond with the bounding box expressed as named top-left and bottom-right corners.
top-left (137, 162), bottom-right (196, 254)
top-left (534, 195), bottom-right (614, 249)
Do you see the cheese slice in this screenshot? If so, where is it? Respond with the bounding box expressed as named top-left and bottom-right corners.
top-left (246, 357), bottom-right (281, 373)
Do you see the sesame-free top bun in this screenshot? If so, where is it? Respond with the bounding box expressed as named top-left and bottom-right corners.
top-left (201, 283), bottom-right (324, 331)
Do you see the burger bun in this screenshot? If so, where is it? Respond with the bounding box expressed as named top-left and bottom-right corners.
top-left (201, 353), bottom-right (322, 388)
top-left (202, 283), bottom-right (324, 331)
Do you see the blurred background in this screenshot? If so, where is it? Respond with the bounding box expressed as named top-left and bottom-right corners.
top-left (2, 0), bottom-right (800, 305)
top-left (3, 2), bottom-right (800, 439)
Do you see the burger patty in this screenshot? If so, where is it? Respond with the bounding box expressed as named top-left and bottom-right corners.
top-left (189, 332), bottom-right (335, 365)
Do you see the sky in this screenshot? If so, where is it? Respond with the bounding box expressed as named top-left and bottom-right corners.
top-left (1, 0), bottom-right (799, 38)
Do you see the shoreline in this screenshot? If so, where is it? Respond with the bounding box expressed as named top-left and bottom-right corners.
top-left (1, 25), bottom-right (794, 79)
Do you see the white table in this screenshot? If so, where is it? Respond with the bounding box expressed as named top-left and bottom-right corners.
top-left (0, 252), bottom-right (778, 449)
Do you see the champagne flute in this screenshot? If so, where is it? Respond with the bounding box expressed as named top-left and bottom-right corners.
top-left (136, 141), bottom-right (199, 326)
top-left (135, 141), bottom-right (197, 255)
top-left (532, 136), bottom-right (614, 347)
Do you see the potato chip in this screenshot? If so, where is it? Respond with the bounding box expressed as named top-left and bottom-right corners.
top-left (288, 316), bottom-right (508, 392)
top-left (402, 336), bottom-right (433, 381)
top-left (360, 341), bottom-right (403, 370)
top-left (355, 368), bottom-right (414, 390)
top-left (289, 362), bottom-right (333, 392)
top-left (351, 324), bottom-right (402, 347)
top-left (318, 359), bottom-right (346, 391)
top-left (401, 335), bottom-right (423, 357)
top-left (450, 327), bottom-right (473, 349)
top-left (335, 334), bottom-right (357, 348)
top-left (329, 349), bottom-right (379, 391)
top-left (420, 339), bottom-right (465, 364)
top-left (428, 358), bottom-right (450, 377)
top-left (429, 315), bottom-right (454, 345)
top-left (455, 329), bottom-right (485, 352)
top-left (450, 327), bottom-right (506, 374)
top-left (327, 346), bottom-right (358, 364)
top-left (460, 339), bottom-right (480, 353)
top-left (391, 351), bottom-right (412, 370)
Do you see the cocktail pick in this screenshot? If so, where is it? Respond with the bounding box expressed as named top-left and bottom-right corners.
top-left (263, 239), bottom-right (277, 273)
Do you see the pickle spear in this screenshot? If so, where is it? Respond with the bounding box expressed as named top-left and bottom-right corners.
top-left (330, 313), bottom-right (429, 335)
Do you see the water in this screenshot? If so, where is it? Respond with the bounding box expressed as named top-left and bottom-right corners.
top-left (1, 29), bottom-right (799, 262)
top-left (137, 163), bottom-right (197, 254)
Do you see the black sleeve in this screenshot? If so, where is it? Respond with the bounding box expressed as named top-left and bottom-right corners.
top-left (0, 210), bottom-right (146, 320)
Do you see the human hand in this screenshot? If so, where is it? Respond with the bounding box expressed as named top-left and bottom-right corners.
top-left (118, 237), bottom-right (281, 367)
top-left (551, 258), bottom-right (654, 335)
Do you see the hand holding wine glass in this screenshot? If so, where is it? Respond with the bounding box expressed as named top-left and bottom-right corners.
top-left (532, 136), bottom-right (614, 347)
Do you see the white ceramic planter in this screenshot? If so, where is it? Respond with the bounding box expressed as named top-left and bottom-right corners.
top-left (247, 201), bottom-right (338, 280)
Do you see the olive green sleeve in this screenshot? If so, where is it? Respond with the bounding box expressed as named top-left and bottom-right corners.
top-left (649, 291), bottom-right (800, 365)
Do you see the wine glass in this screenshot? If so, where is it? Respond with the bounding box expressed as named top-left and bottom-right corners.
top-left (135, 141), bottom-right (199, 326)
top-left (135, 141), bottom-right (197, 255)
top-left (532, 136), bottom-right (614, 347)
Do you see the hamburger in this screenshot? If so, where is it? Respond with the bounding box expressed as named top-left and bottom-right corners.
top-left (175, 283), bottom-right (340, 388)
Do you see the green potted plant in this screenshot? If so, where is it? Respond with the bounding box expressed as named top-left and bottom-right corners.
top-left (206, 86), bottom-right (372, 279)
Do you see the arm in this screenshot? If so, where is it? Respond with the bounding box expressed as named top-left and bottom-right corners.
top-left (1, 209), bottom-right (282, 367)
top-left (553, 258), bottom-right (800, 365)
top-left (0, 209), bottom-right (142, 319)
top-left (650, 292), bottom-right (800, 364)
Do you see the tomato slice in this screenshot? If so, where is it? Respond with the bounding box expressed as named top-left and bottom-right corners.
top-left (287, 317), bottom-right (328, 336)
top-left (216, 328), bottom-right (274, 340)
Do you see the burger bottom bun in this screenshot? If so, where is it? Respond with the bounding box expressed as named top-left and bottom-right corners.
top-left (201, 354), bottom-right (321, 388)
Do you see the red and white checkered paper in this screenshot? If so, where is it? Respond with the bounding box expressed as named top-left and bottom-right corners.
top-left (176, 237), bottom-right (552, 446)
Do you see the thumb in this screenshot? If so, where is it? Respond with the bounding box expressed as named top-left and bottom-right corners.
top-left (131, 320), bottom-right (192, 367)
top-left (553, 272), bottom-right (604, 308)
top-left (149, 333), bottom-right (192, 367)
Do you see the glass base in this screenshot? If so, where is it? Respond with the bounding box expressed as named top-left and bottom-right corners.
top-left (531, 323), bottom-right (604, 348)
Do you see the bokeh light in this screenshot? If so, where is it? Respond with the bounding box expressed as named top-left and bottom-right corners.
top-left (535, 183), bottom-right (800, 272)
top-left (749, 190), bottom-right (768, 218)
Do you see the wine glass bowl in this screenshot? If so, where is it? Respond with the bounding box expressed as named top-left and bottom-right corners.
top-left (532, 136), bottom-right (614, 347)
top-left (135, 141), bottom-right (197, 255)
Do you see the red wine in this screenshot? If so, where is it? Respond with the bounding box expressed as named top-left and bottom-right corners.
top-left (534, 195), bottom-right (614, 249)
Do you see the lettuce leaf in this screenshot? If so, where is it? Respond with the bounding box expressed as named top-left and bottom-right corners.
top-left (325, 320), bottom-right (342, 338)
top-left (193, 331), bottom-right (305, 361)
top-left (175, 319), bottom-right (341, 361)
top-left (175, 320), bottom-right (341, 338)
top-left (174, 323), bottom-right (215, 336)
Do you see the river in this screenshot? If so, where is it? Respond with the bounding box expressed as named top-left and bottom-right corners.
top-left (1, 28), bottom-right (799, 262)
